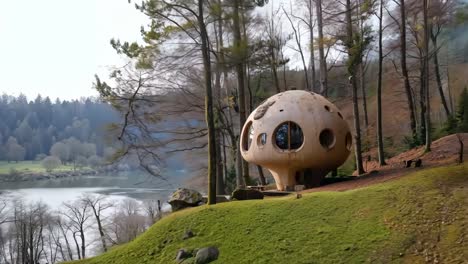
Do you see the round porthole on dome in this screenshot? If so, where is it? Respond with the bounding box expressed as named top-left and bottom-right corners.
top-left (257, 133), bottom-right (267, 146)
top-left (274, 121), bottom-right (304, 151)
top-left (319, 129), bottom-right (336, 150)
top-left (345, 132), bottom-right (353, 151)
top-left (242, 121), bottom-right (254, 151)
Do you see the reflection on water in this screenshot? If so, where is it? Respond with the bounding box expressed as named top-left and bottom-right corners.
top-left (0, 171), bottom-right (183, 208)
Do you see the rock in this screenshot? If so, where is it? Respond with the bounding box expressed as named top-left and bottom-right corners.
top-left (175, 248), bottom-right (192, 263)
top-left (182, 229), bottom-right (194, 240)
top-left (231, 189), bottom-right (264, 200)
top-left (169, 188), bottom-right (203, 211)
top-left (195, 247), bottom-right (219, 264)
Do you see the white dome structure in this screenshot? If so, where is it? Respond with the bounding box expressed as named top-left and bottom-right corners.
top-left (240, 90), bottom-right (352, 191)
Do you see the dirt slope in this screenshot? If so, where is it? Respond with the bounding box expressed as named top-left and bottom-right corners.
top-left (302, 133), bottom-right (468, 193)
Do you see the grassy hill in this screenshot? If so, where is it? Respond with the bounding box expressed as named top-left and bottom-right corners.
top-left (70, 164), bottom-right (468, 264)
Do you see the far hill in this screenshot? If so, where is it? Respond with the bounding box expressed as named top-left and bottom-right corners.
top-left (69, 162), bottom-right (468, 263)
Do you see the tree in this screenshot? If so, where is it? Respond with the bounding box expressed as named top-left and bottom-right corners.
top-left (376, 0), bottom-right (387, 166)
top-left (62, 200), bottom-right (90, 259)
top-left (344, 0), bottom-right (366, 174)
top-left (423, 0), bottom-right (431, 152)
top-left (42, 156), bottom-right (61, 172)
top-left (456, 87), bottom-right (468, 132)
top-left (81, 195), bottom-right (112, 253)
top-left (395, 0), bottom-right (418, 138)
top-left (6, 136), bottom-right (26, 163)
top-left (50, 142), bottom-right (70, 164)
top-left (316, 0), bottom-right (328, 96)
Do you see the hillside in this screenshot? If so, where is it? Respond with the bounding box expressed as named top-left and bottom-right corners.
top-left (69, 163), bottom-right (468, 264)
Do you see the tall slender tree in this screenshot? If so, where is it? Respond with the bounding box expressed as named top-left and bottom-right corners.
top-left (377, 0), bottom-right (387, 165)
top-left (345, 0), bottom-right (365, 174)
top-left (316, 0), bottom-right (328, 96)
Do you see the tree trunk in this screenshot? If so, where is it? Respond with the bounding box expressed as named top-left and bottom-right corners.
top-left (198, 0), bottom-right (217, 204)
top-left (215, 15), bottom-right (225, 195)
top-left (423, 0), bottom-right (431, 152)
top-left (420, 55), bottom-right (426, 140)
top-left (377, 0), bottom-right (386, 166)
top-left (360, 63), bottom-right (369, 128)
top-left (80, 227), bottom-right (85, 259)
top-left (400, 0), bottom-right (417, 137)
top-left (233, 0), bottom-right (249, 187)
top-left (308, 0), bottom-right (316, 91)
top-left (316, 0), bottom-right (328, 96)
top-left (346, 0), bottom-right (365, 174)
top-left (431, 33), bottom-right (450, 117)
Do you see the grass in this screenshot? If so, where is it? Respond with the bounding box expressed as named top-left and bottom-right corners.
top-left (69, 163), bottom-right (468, 264)
top-left (0, 160), bottom-right (76, 174)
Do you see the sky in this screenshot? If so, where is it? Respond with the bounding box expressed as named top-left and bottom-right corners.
top-left (0, 0), bottom-right (311, 101)
top-left (0, 0), bottom-right (148, 101)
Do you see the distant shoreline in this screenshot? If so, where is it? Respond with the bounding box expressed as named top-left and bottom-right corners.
top-left (0, 167), bottom-right (126, 183)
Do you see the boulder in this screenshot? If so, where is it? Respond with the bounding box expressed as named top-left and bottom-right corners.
top-left (169, 188), bottom-right (203, 211)
top-left (232, 189), bottom-right (264, 200)
top-left (195, 247), bottom-right (219, 264)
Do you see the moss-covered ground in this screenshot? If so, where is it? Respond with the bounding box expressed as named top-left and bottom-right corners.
top-left (70, 163), bottom-right (468, 264)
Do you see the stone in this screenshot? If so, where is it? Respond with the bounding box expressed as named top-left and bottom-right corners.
top-left (175, 248), bottom-right (192, 263)
top-left (168, 188), bottom-right (203, 211)
top-left (195, 247), bottom-right (219, 264)
top-left (231, 189), bottom-right (264, 200)
top-left (182, 229), bottom-right (194, 240)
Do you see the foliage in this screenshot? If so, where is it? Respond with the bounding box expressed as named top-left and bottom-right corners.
top-left (41, 156), bottom-right (61, 172)
top-left (68, 164), bottom-right (468, 264)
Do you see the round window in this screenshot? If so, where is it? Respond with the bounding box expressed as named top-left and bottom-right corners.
top-left (319, 129), bottom-right (336, 150)
top-left (242, 121), bottom-right (254, 151)
top-left (274, 121), bottom-right (304, 150)
top-left (345, 132), bottom-right (353, 151)
top-left (257, 133), bottom-right (267, 146)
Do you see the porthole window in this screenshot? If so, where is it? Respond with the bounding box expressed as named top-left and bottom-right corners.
top-left (324, 105), bottom-right (331, 112)
top-left (257, 133), bottom-right (267, 146)
top-left (345, 132), bottom-right (353, 151)
top-left (274, 121), bottom-right (304, 151)
top-left (242, 121), bottom-right (254, 151)
top-left (319, 129), bottom-right (336, 150)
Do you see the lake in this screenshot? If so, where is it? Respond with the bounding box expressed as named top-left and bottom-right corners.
top-left (0, 170), bottom-right (187, 209)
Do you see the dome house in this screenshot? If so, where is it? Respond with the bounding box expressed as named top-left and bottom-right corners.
top-left (240, 90), bottom-right (352, 191)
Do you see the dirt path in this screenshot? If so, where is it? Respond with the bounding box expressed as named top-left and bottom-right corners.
top-left (301, 133), bottom-right (468, 193)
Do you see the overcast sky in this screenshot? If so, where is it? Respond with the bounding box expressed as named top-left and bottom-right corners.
top-left (0, 0), bottom-right (309, 101)
top-left (0, 0), bottom-right (148, 101)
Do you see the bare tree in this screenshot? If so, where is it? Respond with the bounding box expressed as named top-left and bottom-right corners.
top-left (81, 195), bottom-right (112, 253)
top-left (62, 200), bottom-right (90, 259)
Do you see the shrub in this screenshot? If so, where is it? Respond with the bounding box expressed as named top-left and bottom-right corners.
top-left (42, 156), bottom-right (61, 172)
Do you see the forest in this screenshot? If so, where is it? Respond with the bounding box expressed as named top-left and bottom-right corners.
top-left (0, 95), bottom-right (119, 169)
